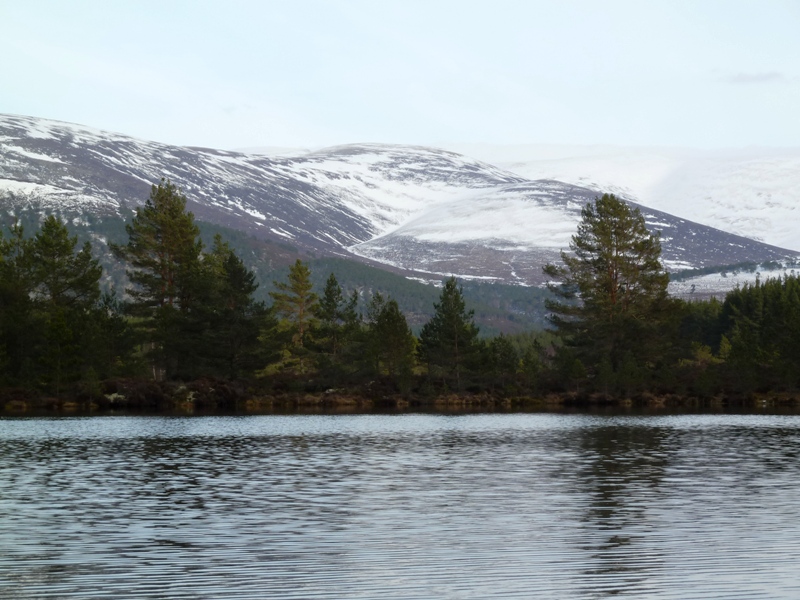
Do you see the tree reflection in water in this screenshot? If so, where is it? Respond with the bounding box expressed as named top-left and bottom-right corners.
top-left (1, 414), bottom-right (800, 598)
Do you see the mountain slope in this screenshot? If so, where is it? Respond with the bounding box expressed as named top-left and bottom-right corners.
top-left (1, 114), bottom-right (796, 289)
top-left (350, 179), bottom-right (794, 285)
top-left (445, 143), bottom-right (800, 252)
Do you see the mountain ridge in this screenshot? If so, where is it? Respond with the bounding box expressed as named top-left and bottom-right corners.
top-left (1, 113), bottom-right (797, 290)
top-left (444, 142), bottom-right (800, 252)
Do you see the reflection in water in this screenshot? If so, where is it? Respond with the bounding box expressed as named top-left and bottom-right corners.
top-left (572, 423), bottom-right (671, 594)
top-left (1, 414), bottom-right (800, 598)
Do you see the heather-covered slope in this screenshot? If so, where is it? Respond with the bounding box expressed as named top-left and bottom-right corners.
top-left (1, 114), bottom-right (796, 290)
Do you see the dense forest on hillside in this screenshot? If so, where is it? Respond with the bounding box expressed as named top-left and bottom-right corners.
top-left (2, 182), bottom-right (799, 412)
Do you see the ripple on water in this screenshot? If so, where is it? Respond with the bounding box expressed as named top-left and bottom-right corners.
top-left (1, 414), bottom-right (800, 598)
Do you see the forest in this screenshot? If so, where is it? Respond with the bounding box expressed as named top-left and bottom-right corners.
top-left (1, 181), bottom-right (799, 412)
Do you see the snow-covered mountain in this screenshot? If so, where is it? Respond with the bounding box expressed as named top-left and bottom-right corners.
top-left (1, 114), bottom-right (796, 289)
top-left (445, 143), bottom-right (800, 253)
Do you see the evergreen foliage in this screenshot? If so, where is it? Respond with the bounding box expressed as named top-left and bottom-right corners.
top-left (112, 179), bottom-right (204, 378)
top-left (0, 216), bottom-right (134, 393)
top-left (6, 205), bottom-right (557, 335)
top-left (485, 334), bottom-right (518, 392)
top-left (5, 182), bottom-right (800, 407)
top-left (316, 273), bottom-right (361, 384)
top-left (721, 276), bottom-right (800, 389)
top-left (544, 193), bottom-right (675, 382)
top-left (260, 259), bottom-right (319, 377)
top-left (114, 179), bottom-right (203, 313)
top-left (29, 217), bottom-right (104, 394)
top-left (418, 277), bottom-right (480, 390)
top-left (29, 216), bottom-right (102, 310)
top-left (196, 235), bottom-right (265, 379)
top-left (113, 181), bottom-right (263, 380)
top-left (365, 293), bottom-right (416, 391)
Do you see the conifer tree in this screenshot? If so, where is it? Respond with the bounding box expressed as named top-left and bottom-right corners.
top-left (29, 215), bottom-right (102, 310)
top-left (418, 277), bottom-right (480, 390)
top-left (0, 223), bottom-right (36, 385)
top-left (316, 273), bottom-right (360, 382)
top-left (270, 260), bottom-right (318, 349)
top-left (28, 217), bottom-right (103, 393)
top-left (519, 343), bottom-right (543, 394)
top-left (199, 235), bottom-right (263, 379)
top-left (486, 334), bottom-right (518, 392)
top-left (318, 274), bottom-right (358, 359)
top-left (366, 293), bottom-right (416, 389)
top-left (114, 179), bottom-right (203, 377)
top-left (0, 216), bottom-right (122, 393)
top-left (544, 193), bottom-right (673, 376)
top-left (260, 259), bottom-right (319, 376)
top-left (116, 179), bottom-right (202, 312)
top-left (722, 274), bottom-right (800, 389)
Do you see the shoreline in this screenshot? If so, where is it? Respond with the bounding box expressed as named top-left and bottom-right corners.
top-left (3, 379), bottom-right (800, 416)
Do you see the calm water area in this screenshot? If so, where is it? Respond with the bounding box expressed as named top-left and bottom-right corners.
top-left (2, 413), bottom-right (800, 599)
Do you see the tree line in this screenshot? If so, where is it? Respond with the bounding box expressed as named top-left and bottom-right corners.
top-left (1, 182), bottom-right (799, 403)
top-left (542, 193), bottom-right (800, 398)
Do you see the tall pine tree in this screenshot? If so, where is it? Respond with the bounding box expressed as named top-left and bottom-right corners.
top-left (0, 216), bottom-right (126, 394)
top-left (544, 194), bottom-right (674, 380)
top-left (316, 273), bottom-right (360, 383)
top-left (28, 216), bottom-right (103, 394)
top-left (113, 179), bottom-right (204, 378)
top-left (418, 277), bottom-right (480, 390)
top-left (198, 235), bottom-right (264, 379)
top-left (365, 293), bottom-right (416, 390)
top-left (260, 260), bottom-right (319, 377)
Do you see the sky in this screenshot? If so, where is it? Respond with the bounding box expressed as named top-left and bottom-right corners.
top-left (2, 0), bottom-right (799, 150)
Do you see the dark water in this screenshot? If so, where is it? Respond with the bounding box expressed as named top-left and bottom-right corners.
top-left (2, 414), bottom-right (800, 599)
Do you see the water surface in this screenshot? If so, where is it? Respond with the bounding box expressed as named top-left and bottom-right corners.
top-left (2, 414), bottom-right (799, 598)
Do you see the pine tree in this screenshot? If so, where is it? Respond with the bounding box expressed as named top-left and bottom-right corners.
top-left (113, 179), bottom-right (203, 378)
top-left (29, 217), bottom-right (105, 393)
top-left (82, 292), bottom-right (137, 381)
top-left (260, 259), bottom-right (319, 377)
top-left (519, 343), bottom-right (542, 394)
top-left (316, 273), bottom-right (360, 382)
top-left (544, 194), bottom-right (673, 376)
top-left (0, 217), bottom-right (115, 393)
top-left (486, 334), bottom-right (518, 392)
top-left (366, 294), bottom-right (416, 389)
top-left (0, 223), bottom-right (35, 386)
top-left (418, 277), bottom-right (480, 390)
top-left (721, 274), bottom-right (800, 390)
top-left (115, 179), bottom-right (202, 312)
top-left (199, 235), bottom-right (263, 379)
top-left (318, 273), bottom-right (355, 359)
top-left (28, 215), bottom-right (102, 310)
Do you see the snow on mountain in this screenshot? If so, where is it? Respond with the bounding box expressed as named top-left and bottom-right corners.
top-left (351, 178), bottom-right (796, 286)
top-left (445, 143), bottom-right (800, 252)
top-left (1, 114), bottom-right (797, 290)
top-left (232, 146), bottom-right (316, 157)
top-left (0, 114), bottom-right (524, 246)
top-left (669, 263), bottom-right (800, 299)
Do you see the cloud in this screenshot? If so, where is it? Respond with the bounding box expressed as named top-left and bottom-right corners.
top-left (725, 71), bottom-right (786, 84)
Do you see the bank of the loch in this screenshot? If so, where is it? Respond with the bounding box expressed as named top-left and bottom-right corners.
top-left (3, 378), bottom-right (800, 416)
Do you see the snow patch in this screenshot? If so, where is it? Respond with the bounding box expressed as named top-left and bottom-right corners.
top-left (446, 143), bottom-right (800, 252)
top-left (269, 228), bottom-right (294, 239)
top-left (242, 207), bottom-right (266, 220)
top-left (2, 145), bottom-right (64, 163)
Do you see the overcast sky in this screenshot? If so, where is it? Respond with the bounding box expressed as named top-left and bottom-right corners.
top-left (2, 0), bottom-right (799, 150)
